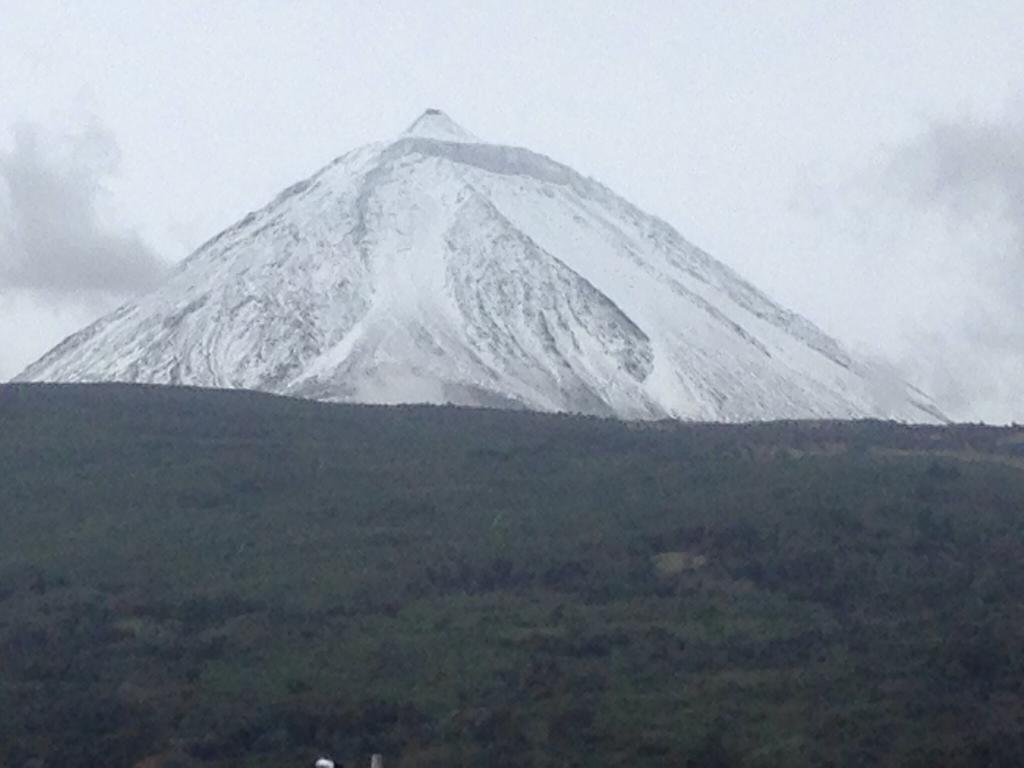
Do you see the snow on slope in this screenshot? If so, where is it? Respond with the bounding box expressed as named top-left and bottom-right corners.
top-left (16, 110), bottom-right (945, 422)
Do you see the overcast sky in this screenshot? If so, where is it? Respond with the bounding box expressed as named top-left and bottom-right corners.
top-left (2, 1), bottom-right (1023, 422)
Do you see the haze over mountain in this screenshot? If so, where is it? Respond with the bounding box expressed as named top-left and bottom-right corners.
top-left (17, 111), bottom-right (944, 422)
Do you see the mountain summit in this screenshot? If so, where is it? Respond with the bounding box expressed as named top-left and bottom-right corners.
top-left (403, 108), bottom-right (479, 143)
top-left (17, 112), bottom-right (944, 421)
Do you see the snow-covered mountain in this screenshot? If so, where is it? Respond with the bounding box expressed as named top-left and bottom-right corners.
top-left (16, 110), bottom-right (944, 422)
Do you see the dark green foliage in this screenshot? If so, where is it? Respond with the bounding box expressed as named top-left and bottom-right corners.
top-left (1, 383), bottom-right (1023, 766)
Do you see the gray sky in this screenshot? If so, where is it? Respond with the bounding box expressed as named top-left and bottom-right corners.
top-left (2, 1), bottom-right (1022, 422)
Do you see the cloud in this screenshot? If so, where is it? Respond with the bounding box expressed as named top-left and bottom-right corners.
top-left (790, 108), bottom-right (1024, 424)
top-left (878, 112), bottom-right (1024, 423)
top-left (0, 118), bottom-right (171, 381)
top-left (0, 120), bottom-right (167, 298)
top-left (0, 292), bottom-right (100, 381)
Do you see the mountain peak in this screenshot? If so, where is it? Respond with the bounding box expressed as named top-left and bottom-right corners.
top-left (402, 108), bottom-right (479, 143)
top-left (16, 113), bottom-right (945, 424)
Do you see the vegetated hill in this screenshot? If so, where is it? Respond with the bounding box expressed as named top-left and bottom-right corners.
top-left (1, 383), bottom-right (1022, 768)
top-left (18, 110), bottom-right (943, 423)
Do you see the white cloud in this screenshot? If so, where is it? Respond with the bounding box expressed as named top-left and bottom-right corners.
top-left (0, 119), bottom-right (170, 380)
top-left (798, 111), bottom-right (1024, 424)
top-left (0, 120), bottom-right (167, 297)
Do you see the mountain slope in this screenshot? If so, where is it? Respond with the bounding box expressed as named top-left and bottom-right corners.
top-left (16, 110), bottom-right (944, 421)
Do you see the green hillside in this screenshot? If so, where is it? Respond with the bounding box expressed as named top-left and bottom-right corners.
top-left (2, 383), bottom-right (1023, 767)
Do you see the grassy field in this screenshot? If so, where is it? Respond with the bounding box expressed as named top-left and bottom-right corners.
top-left (2, 383), bottom-right (1023, 767)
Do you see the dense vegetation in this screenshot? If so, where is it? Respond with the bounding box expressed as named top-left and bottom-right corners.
top-left (2, 383), bottom-right (1023, 767)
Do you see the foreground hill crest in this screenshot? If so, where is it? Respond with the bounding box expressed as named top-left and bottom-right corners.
top-left (17, 111), bottom-right (944, 422)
